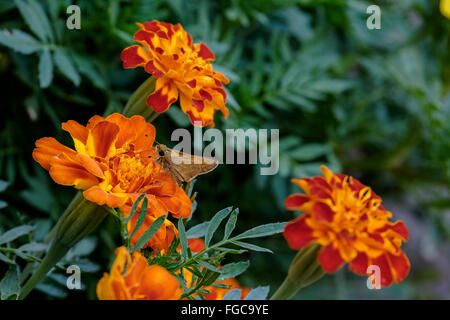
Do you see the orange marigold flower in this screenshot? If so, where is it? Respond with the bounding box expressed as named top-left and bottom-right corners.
top-left (97, 247), bottom-right (181, 300)
top-left (32, 113), bottom-right (191, 219)
top-left (121, 20), bottom-right (229, 127)
top-left (283, 166), bottom-right (410, 287)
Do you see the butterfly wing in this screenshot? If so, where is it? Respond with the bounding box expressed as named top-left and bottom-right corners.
top-left (165, 147), bottom-right (218, 182)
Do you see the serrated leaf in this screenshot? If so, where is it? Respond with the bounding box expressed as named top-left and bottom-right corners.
top-left (129, 196), bottom-right (148, 239)
top-left (132, 215), bottom-right (166, 253)
top-left (222, 288), bottom-right (242, 300)
top-left (233, 222), bottom-right (286, 241)
top-left (18, 242), bottom-right (47, 252)
top-left (186, 221), bottom-right (209, 239)
top-left (230, 240), bottom-right (273, 253)
top-left (38, 49), bottom-right (53, 88)
top-left (0, 29), bottom-right (40, 54)
top-left (218, 261), bottom-right (249, 281)
top-left (244, 286), bottom-right (270, 300)
top-left (0, 225), bottom-right (35, 245)
top-left (205, 207), bottom-right (233, 247)
top-left (15, 0), bottom-right (53, 42)
top-left (0, 266), bottom-right (20, 300)
top-left (178, 218), bottom-right (188, 259)
top-left (223, 208), bottom-right (239, 240)
top-left (53, 50), bottom-right (80, 86)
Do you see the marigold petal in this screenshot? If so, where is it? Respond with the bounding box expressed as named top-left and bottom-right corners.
top-left (121, 45), bottom-right (148, 69)
top-left (83, 186), bottom-right (127, 208)
top-left (48, 153), bottom-right (99, 189)
top-left (349, 252), bottom-right (369, 275)
top-left (77, 154), bottom-right (104, 179)
top-left (371, 254), bottom-right (393, 287)
top-left (147, 79), bottom-right (178, 113)
top-left (318, 244), bottom-right (345, 273)
top-left (87, 121), bottom-right (120, 158)
top-left (388, 252), bottom-right (410, 283)
top-left (32, 137), bottom-right (77, 171)
top-left (313, 202), bottom-right (335, 222)
top-left (196, 43), bottom-right (215, 61)
top-left (283, 215), bottom-right (315, 250)
top-left (61, 120), bottom-right (89, 146)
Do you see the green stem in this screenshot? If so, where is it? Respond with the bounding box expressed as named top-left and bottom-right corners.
top-left (270, 277), bottom-right (300, 300)
top-left (122, 76), bottom-right (157, 120)
top-left (20, 192), bottom-right (85, 284)
top-left (18, 241), bottom-right (69, 299)
top-left (18, 198), bottom-right (108, 299)
top-left (270, 244), bottom-right (324, 300)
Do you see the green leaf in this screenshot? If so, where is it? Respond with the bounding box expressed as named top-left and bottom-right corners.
top-left (186, 221), bottom-right (209, 239)
top-left (230, 240), bottom-right (273, 253)
top-left (205, 207), bottom-right (233, 247)
top-left (0, 180), bottom-right (10, 192)
top-left (178, 218), bottom-right (188, 259)
top-left (197, 260), bottom-right (220, 272)
top-left (126, 194), bottom-right (146, 224)
top-left (244, 286), bottom-right (270, 300)
top-left (0, 252), bottom-right (15, 264)
top-left (132, 215), bottom-right (166, 253)
top-left (53, 50), bottom-right (80, 86)
top-left (18, 242), bottom-right (47, 252)
top-left (67, 237), bottom-right (97, 257)
top-left (222, 288), bottom-right (242, 300)
top-left (0, 29), bottom-right (40, 54)
top-left (0, 225), bottom-right (35, 245)
top-left (0, 266), bottom-right (20, 300)
top-left (129, 196), bottom-right (148, 239)
top-left (218, 261), bottom-right (249, 281)
top-left (223, 208), bottom-right (239, 240)
top-left (38, 49), bottom-right (53, 88)
top-left (36, 283), bottom-right (67, 298)
top-left (290, 144), bottom-right (329, 162)
top-left (233, 222), bottom-right (286, 240)
top-left (14, 0), bottom-right (53, 42)
top-left (73, 54), bottom-right (106, 89)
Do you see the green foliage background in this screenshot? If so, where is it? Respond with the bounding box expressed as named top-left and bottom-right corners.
top-left (0, 0), bottom-right (449, 299)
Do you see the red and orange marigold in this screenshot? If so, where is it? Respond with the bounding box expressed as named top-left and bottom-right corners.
top-left (97, 247), bottom-right (181, 300)
top-left (283, 166), bottom-right (410, 287)
top-left (121, 20), bottom-right (229, 127)
top-left (32, 113), bottom-right (192, 248)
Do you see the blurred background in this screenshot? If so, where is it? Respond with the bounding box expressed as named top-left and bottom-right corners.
top-left (0, 0), bottom-right (449, 299)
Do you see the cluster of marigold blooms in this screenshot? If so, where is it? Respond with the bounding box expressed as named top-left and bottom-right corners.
top-left (30, 20), bottom-right (409, 300)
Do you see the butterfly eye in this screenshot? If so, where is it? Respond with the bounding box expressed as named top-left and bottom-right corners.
top-left (158, 150), bottom-right (165, 157)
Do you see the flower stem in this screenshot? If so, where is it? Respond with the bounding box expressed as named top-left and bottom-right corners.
top-left (18, 241), bottom-right (69, 299)
top-left (270, 244), bottom-right (324, 300)
top-left (18, 197), bottom-right (108, 299)
top-left (270, 277), bottom-right (300, 300)
top-left (122, 76), bottom-right (157, 121)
